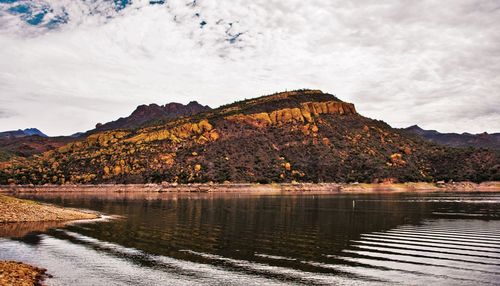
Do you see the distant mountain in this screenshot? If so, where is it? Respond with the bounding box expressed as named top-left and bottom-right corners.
top-left (94, 101), bottom-right (212, 132)
top-left (0, 128), bottom-right (72, 161)
top-left (1, 89), bottom-right (498, 185)
top-left (403, 125), bottom-right (500, 150)
top-left (0, 128), bottom-right (47, 139)
top-left (0, 135), bottom-right (74, 161)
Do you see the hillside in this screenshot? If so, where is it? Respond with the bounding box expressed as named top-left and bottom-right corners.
top-left (0, 128), bottom-right (71, 162)
top-left (0, 102), bottom-right (210, 162)
top-left (1, 90), bottom-right (498, 185)
top-left (403, 125), bottom-right (500, 150)
top-left (0, 135), bottom-right (74, 162)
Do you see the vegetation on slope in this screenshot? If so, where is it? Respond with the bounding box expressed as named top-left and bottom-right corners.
top-left (0, 90), bottom-right (498, 185)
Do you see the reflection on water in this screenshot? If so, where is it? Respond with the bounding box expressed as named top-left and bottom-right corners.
top-left (1, 192), bottom-right (499, 285)
top-left (0, 220), bottom-right (68, 238)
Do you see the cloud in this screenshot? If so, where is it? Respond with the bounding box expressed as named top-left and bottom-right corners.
top-left (0, 0), bottom-right (499, 135)
top-left (0, 108), bottom-right (16, 119)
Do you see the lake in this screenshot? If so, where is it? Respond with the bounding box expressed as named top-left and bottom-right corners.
top-left (1, 191), bottom-right (499, 285)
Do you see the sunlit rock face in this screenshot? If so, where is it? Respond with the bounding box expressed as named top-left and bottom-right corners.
top-left (226, 101), bottom-right (356, 128)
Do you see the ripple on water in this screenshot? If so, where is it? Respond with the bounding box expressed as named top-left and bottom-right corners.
top-left (0, 193), bottom-right (499, 285)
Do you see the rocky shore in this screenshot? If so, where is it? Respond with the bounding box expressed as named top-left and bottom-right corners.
top-left (1, 181), bottom-right (499, 194)
top-left (0, 195), bottom-right (99, 285)
top-left (0, 194), bottom-right (98, 223)
top-left (0, 261), bottom-right (50, 286)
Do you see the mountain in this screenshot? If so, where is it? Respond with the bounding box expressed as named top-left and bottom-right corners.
top-left (0, 128), bottom-right (68, 162)
top-left (0, 128), bottom-right (47, 139)
top-left (1, 90), bottom-right (498, 185)
top-left (94, 101), bottom-right (211, 132)
top-left (22, 128), bottom-right (48, 137)
top-left (0, 102), bottom-right (210, 162)
top-left (403, 125), bottom-right (500, 150)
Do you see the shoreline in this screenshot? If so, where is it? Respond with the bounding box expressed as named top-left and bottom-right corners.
top-left (1, 181), bottom-right (499, 194)
top-left (0, 194), bottom-right (99, 223)
top-left (0, 196), bottom-right (101, 286)
top-left (0, 261), bottom-right (50, 286)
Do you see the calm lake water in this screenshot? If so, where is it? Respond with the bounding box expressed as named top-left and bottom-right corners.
top-left (1, 191), bottom-right (500, 285)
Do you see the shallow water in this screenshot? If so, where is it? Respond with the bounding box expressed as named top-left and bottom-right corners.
top-left (1, 191), bottom-right (499, 285)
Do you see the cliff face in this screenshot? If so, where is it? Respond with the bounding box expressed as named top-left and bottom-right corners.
top-left (1, 90), bottom-right (498, 185)
top-left (226, 101), bottom-right (356, 127)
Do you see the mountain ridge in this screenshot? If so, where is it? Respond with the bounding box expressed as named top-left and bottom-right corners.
top-left (1, 89), bottom-right (498, 185)
top-left (0, 101), bottom-right (211, 161)
top-left (0, 128), bottom-right (47, 139)
top-left (403, 125), bottom-right (500, 150)
top-left (93, 101), bottom-right (211, 132)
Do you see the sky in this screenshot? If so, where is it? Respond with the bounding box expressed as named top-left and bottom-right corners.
top-left (0, 0), bottom-right (499, 136)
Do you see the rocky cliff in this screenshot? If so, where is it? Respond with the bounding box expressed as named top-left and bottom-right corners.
top-left (1, 90), bottom-right (498, 185)
top-left (226, 101), bottom-right (356, 127)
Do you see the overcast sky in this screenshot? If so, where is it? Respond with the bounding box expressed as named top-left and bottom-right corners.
top-left (0, 0), bottom-right (499, 136)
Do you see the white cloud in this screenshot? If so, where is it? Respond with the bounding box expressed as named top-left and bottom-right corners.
top-left (0, 0), bottom-right (499, 135)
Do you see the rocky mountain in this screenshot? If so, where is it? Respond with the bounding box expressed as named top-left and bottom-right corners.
top-left (0, 128), bottom-right (47, 139)
top-left (0, 102), bottom-right (210, 161)
top-left (1, 90), bottom-right (498, 185)
top-left (0, 128), bottom-right (56, 161)
top-left (403, 125), bottom-right (500, 150)
top-left (94, 101), bottom-right (211, 132)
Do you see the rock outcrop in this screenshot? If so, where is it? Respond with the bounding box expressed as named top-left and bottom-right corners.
top-left (125, 119), bottom-right (218, 144)
top-left (226, 101), bottom-right (356, 127)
